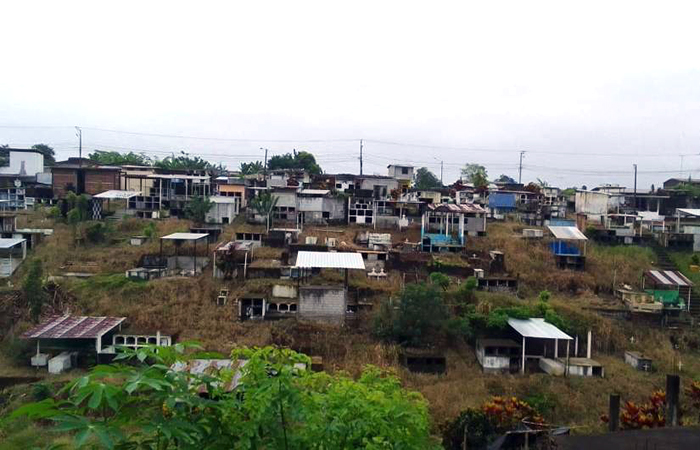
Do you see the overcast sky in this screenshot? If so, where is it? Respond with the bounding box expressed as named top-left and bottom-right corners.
top-left (2, 1), bottom-right (700, 189)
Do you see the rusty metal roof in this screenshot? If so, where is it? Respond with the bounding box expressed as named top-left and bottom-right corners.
top-left (170, 359), bottom-right (247, 393)
top-left (645, 270), bottom-right (693, 287)
top-left (22, 315), bottom-right (126, 339)
top-left (427, 203), bottom-right (486, 214)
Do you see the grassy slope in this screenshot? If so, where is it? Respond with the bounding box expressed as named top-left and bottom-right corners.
top-left (2, 212), bottom-right (700, 443)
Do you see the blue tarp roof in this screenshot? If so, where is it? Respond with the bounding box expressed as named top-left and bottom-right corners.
top-left (489, 192), bottom-right (516, 208)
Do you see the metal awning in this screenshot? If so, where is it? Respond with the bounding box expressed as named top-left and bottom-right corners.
top-left (299, 189), bottom-right (330, 195)
top-left (0, 238), bottom-right (26, 249)
top-left (547, 226), bottom-right (588, 241)
top-left (427, 203), bottom-right (486, 214)
top-left (93, 190), bottom-right (140, 199)
top-left (676, 208), bottom-right (700, 217)
top-left (160, 232), bottom-right (210, 241)
top-left (645, 270), bottom-right (693, 287)
top-left (22, 315), bottom-right (126, 339)
top-left (508, 318), bottom-right (573, 340)
top-left (295, 251), bottom-right (366, 270)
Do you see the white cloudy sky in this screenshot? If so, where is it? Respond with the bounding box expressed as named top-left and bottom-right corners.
top-left (1, 0), bottom-right (700, 188)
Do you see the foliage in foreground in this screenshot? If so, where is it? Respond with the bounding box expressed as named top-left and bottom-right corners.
top-left (442, 396), bottom-right (544, 450)
top-left (8, 345), bottom-right (437, 449)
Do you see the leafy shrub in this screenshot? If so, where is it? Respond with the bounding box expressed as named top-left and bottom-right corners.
top-left (22, 259), bottom-right (45, 322)
top-left (374, 282), bottom-right (449, 347)
top-left (31, 383), bottom-right (52, 402)
top-left (10, 345), bottom-right (438, 449)
top-left (47, 206), bottom-right (60, 219)
top-left (84, 222), bottom-right (112, 244)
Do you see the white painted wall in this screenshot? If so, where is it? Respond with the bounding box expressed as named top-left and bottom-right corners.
top-left (0, 151), bottom-right (44, 176)
top-left (575, 191), bottom-right (610, 215)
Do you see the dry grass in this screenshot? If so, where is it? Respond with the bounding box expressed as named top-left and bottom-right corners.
top-left (467, 222), bottom-right (654, 297)
top-left (5, 212), bottom-right (700, 437)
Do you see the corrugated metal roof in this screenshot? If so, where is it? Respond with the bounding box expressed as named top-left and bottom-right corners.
top-left (295, 251), bottom-right (366, 270)
top-left (22, 315), bottom-right (126, 339)
top-left (677, 208), bottom-right (700, 217)
top-left (170, 359), bottom-right (247, 393)
top-left (299, 189), bottom-right (330, 195)
top-left (645, 270), bottom-right (693, 287)
top-left (161, 232), bottom-right (209, 241)
top-left (508, 318), bottom-right (573, 340)
top-left (547, 226), bottom-right (588, 241)
top-left (427, 203), bottom-right (486, 214)
top-left (93, 190), bottom-right (140, 199)
top-left (209, 196), bottom-right (240, 204)
top-left (0, 238), bottom-right (25, 249)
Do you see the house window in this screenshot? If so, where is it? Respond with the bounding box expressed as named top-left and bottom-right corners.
top-left (336, 183), bottom-right (342, 188)
top-left (322, 211), bottom-right (330, 219)
top-left (402, 167), bottom-right (408, 175)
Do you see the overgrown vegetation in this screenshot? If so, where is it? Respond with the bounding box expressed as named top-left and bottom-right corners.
top-left (183, 195), bottom-right (213, 224)
top-left (441, 396), bottom-right (544, 449)
top-left (23, 259), bottom-right (45, 322)
top-left (9, 345), bottom-right (437, 449)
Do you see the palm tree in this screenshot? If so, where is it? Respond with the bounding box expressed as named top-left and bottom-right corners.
top-left (249, 190), bottom-right (279, 231)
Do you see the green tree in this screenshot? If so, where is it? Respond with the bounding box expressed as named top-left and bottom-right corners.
top-left (31, 143), bottom-right (56, 166)
top-left (414, 167), bottom-right (442, 189)
top-left (239, 161), bottom-right (264, 175)
top-left (11, 345), bottom-right (437, 449)
top-left (495, 174), bottom-right (516, 183)
top-left (183, 195), bottom-right (214, 224)
top-left (429, 272), bottom-right (451, 291)
top-left (461, 163), bottom-right (488, 189)
top-left (267, 150), bottom-right (322, 175)
top-left (249, 190), bottom-right (279, 231)
top-left (89, 150), bottom-right (152, 166)
top-left (154, 151), bottom-right (220, 171)
top-left (378, 282), bottom-right (450, 347)
top-left (23, 259), bottom-right (45, 322)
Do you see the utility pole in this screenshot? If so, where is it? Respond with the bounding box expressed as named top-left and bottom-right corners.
top-left (440, 160), bottom-right (443, 185)
top-left (260, 147), bottom-right (268, 178)
top-left (518, 151), bottom-right (525, 184)
top-left (75, 126), bottom-right (82, 167)
top-left (633, 164), bottom-right (638, 210)
top-left (359, 139), bottom-right (363, 175)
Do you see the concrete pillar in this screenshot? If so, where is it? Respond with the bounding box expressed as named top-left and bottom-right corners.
top-left (587, 330), bottom-right (592, 359)
top-left (609, 394), bottom-right (620, 432)
top-left (554, 339), bottom-right (558, 358)
top-left (666, 374), bottom-right (680, 427)
top-left (521, 336), bottom-right (526, 374)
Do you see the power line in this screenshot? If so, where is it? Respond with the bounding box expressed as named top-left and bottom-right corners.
top-left (363, 138), bottom-right (679, 158)
top-left (80, 127), bottom-right (358, 144)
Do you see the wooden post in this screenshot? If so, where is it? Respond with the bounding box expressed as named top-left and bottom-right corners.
top-left (666, 374), bottom-right (680, 427)
top-left (609, 394), bottom-right (620, 432)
